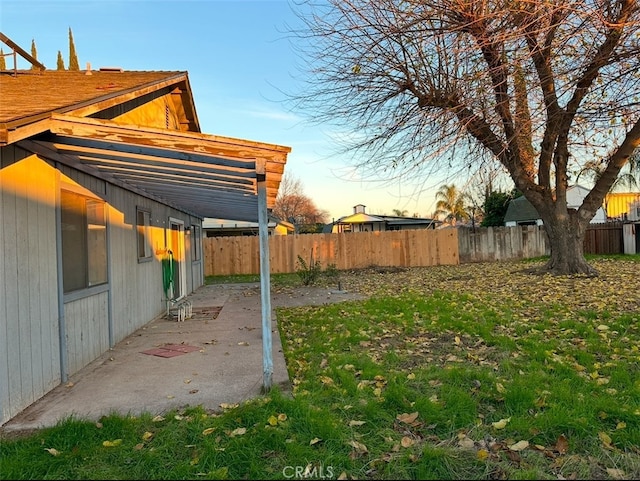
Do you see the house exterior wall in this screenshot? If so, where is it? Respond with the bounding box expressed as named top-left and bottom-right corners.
top-left (630, 201), bottom-right (640, 221)
top-left (0, 148), bottom-right (204, 426)
top-left (333, 222), bottom-right (385, 233)
top-left (505, 219), bottom-right (544, 227)
top-left (0, 148), bottom-right (61, 425)
top-left (112, 94), bottom-right (184, 130)
top-left (605, 193), bottom-right (640, 220)
top-left (91, 89), bottom-right (188, 131)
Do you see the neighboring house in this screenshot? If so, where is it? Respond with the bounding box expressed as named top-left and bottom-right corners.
top-left (603, 192), bottom-right (640, 221)
top-left (0, 35), bottom-right (290, 426)
top-left (330, 204), bottom-right (441, 233)
top-left (202, 217), bottom-right (294, 237)
top-left (504, 185), bottom-right (607, 226)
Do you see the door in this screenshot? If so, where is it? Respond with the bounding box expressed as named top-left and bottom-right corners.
top-left (167, 219), bottom-right (187, 300)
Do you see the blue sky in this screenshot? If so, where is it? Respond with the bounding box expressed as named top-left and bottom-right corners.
top-left (1, 0), bottom-right (447, 221)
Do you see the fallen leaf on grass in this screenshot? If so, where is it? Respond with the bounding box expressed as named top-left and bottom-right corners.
top-left (396, 412), bottom-right (419, 424)
top-left (44, 447), bottom-right (61, 456)
top-left (491, 417), bottom-right (510, 429)
top-left (599, 431), bottom-right (613, 449)
top-left (229, 427), bottom-right (246, 437)
top-left (102, 439), bottom-right (123, 447)
top-left (202, 428), bottom-right (215, 436)
top-left (606, 468), bottom-right (626, 479)
top-left (310, 437), bottom-right (322, 445)
top-left (142, 431), bottom-right (154, 441)
top-left (320, 375), bottom-right (334, 385)
top-left (349, 420), bottom-right (366, 427)
top-left (508, 440), bottom-right (529, 451)
top-left (401, 436), bottom-right (416, 448)
top-left (555, 434), bottom-right (569, 454)
top-left (458, 436), bottom-right (475, 449)
top-left (348, 440), bottom-right (368, 454)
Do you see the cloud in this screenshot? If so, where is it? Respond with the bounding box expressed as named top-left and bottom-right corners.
top-left (238, 106), bottom-right (300, 122)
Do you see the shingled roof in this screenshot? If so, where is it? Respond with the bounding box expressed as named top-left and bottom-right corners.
top-left (0, 69), bottom-right (199, 138)
top-left (503, 196), bottom-right (540, 224)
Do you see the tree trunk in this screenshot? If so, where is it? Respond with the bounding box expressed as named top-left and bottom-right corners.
top-left (540, 211), bottom-right (598, 276)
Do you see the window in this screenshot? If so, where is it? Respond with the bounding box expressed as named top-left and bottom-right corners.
top-left (191, 225), bottom-right (201, 261)
top-left (137, 208), bottom-right (152, 261)
top-left (61, 190), bottom-right (107, 293)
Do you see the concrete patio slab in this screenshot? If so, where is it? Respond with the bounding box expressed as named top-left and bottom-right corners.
top-left (0, 283), bottom-right (366, 435)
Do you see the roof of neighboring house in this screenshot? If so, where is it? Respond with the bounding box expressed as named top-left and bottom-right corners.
top-left (202, 217), bottom-right (294, 230)
top-left (384, 216), bottom-right (440, 227)
top-left (1, 65), bottom-right (290, 222)
top-left (335, 212), bottom-right (386, 224)
top-left (503, 196), bottom-right (540, 223)
top-left (333, 212), bottom-right (441, 228)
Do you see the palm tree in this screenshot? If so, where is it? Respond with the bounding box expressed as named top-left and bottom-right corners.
top-left (392, 208), bottom-right (408, 217)
top-left (434, 184), bottom-right (469, 225)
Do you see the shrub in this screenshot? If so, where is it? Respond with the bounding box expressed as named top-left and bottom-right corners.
top-left (296, 254), bottom-right (322, 285)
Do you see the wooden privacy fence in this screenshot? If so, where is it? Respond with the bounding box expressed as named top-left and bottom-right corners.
top-left (457, 225), bottom-right (549, 263)
top-left (203, 229), bottom-right (459, 276)
top-left (584, 222), bottom-right (624, 254)
top-left (202, 223), bottom-right (626, 276)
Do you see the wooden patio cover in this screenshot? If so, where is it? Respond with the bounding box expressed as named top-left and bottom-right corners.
top-left (20, 114), bottom-right (290, 222)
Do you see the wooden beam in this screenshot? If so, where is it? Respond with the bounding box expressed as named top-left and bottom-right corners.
top-left (0, 32), bottom-right (46, 71)
top-left (0, 118), bottom-right (52, 145)
top-left (50, 114), bottom-right (291, 161)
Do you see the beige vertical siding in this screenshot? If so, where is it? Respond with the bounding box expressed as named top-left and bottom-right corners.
top-left (0, 150), bottom-right (60, 423)
top-left (0, 147), bottom-right (204, 425)
top-left (64, 292), bottom-right (109, 376)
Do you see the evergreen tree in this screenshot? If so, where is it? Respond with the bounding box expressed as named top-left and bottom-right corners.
top-left (0, 49), bottom-right (6, 70)
top-left (481, 191), bottom-right (513, 227)
top-left (68, 27), bottom-right (79, 71)
top-left (30, 39), bottom-right (38, 70)
top-left (56, 50), bottom-right (65, 70)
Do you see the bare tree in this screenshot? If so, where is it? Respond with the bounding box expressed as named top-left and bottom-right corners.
top-left (288, 0), bottom-right (640, 275)
top-left (272, 173), bottom-right (329, 231)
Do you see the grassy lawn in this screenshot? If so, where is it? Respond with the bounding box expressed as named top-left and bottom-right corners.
top-left (2, 257), bottom-right (639, 480)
